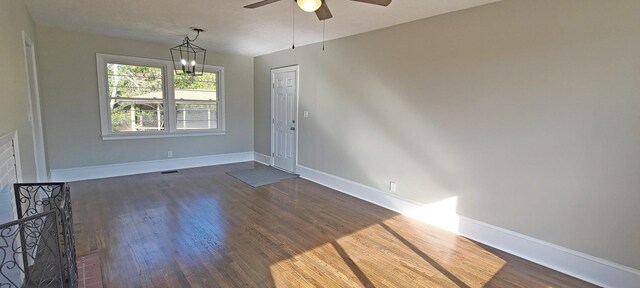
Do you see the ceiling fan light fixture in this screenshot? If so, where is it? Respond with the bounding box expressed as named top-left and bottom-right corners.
top-left (297, 0), bottom-right (322, 12)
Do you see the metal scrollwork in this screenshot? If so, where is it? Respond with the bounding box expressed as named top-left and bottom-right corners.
top-left (0, 211), bottom-right (65, 287)
top-left (11, 183), bottom-right (77, 288)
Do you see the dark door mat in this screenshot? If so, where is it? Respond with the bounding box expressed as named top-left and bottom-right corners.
top-left (227, 166), bottom-right (298, 187)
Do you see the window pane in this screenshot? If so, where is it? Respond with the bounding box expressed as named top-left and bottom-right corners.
top-left (174, 72), bottom-right (217, 101)
top-left (107, 64), bottom-right (163, 99)
top-left (176, 103), bottom-right (217, 130)
top-left (110, 100), bottom-right (165, 132)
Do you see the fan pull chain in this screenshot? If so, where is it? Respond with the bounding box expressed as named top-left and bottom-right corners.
top-left (292, 1), bottom-right (296, 49)
top-left (322, 20), bottom-right (325, 51)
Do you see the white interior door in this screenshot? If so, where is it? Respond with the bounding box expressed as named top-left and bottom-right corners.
top-left (22, 32), bottom-right (47, 181)
top-left (271, 67), bottom-right (298, 173)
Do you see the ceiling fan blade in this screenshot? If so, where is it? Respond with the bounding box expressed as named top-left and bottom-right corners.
top-left (349, 0), bottom-right (392, 6)
top-left (244, 0), bottom-right (282, 9)
top-left (315, 1), bottom-right (333, 21)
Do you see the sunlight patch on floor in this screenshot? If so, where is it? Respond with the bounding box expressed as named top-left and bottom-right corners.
top-left (270, 214), bottom-right (506, 287)
top-left (269, 241), bottom-right (364, 287)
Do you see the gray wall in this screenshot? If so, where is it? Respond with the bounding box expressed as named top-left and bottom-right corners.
top-left (0, 0), bottom-right (38, 182)
top-left (37, 26), bottom-right (254, 169)
top-left (254, 0), bottom-right (640, 270)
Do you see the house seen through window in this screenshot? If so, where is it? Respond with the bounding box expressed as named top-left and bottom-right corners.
top-left (175, 72), bottom-right (218, 130)
top-left (107, 64), bottom-right (165, 132)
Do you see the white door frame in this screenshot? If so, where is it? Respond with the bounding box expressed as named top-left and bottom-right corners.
top-left (22, 31), bottom-right (47, 181)
top-left (270, 65), bottom-right (299, 172)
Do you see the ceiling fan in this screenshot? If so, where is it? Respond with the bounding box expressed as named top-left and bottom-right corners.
top-left (244, 0), bottom-right (392, 21)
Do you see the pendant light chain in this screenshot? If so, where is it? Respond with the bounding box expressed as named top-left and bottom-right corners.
top-left (186, 29), bottom-right (201, 42)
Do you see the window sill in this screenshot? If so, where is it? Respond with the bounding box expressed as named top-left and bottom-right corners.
top-left (101, 131), bottom-right (226, 140)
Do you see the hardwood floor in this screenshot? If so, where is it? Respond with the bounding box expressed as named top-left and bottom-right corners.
top-left (70, 162), bottom-right (598, 288)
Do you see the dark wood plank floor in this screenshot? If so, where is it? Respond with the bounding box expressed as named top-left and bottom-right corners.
top-left (70, 162), bottom-right (598, 288)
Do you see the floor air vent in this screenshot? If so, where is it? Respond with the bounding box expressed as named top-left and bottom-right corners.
top-left (161, 170), bottom-right (179, 174)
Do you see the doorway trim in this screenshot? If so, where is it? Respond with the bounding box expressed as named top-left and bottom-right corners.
top-left (22, 31), bottom-right (47, 181)
top-left (270, 65), bottom-right (299, 173)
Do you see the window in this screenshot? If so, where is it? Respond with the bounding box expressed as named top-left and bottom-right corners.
top-left (174, 72), bottom-right (219, 130)
top-left (107, 63), bottom-right (165, 132)
top-left (97, 54), bottom-right (225, 139)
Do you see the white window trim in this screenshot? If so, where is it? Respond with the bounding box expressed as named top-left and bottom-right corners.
top-left (96, 53), bottom-right (225, 140)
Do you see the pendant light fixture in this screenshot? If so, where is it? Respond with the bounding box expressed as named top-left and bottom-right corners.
top-left (296, 0), bottom-right (322, 12)
top-left (170, 28), bottom-right (207, 76)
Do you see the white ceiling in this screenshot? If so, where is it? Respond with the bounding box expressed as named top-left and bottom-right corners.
top-left (24, 0), bottom-right (499, 57)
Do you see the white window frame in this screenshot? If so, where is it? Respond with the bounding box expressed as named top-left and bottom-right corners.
top-left (96, 53), bottom-right (225, 140)
top-left (172, 66), bottom-right (225, 134)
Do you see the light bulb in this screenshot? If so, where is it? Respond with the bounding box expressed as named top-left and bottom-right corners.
top-left (297, 0), bottom-right (322, 12)
top-left (191, 60), bottom-right (196, 66)
top-left (181, 59), bottom-right (187, 65)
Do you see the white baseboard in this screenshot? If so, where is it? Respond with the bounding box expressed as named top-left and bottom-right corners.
top-left (254, 152), bottom-right (272, 166)
top-left (457, 216), bottom-right (640, 288)
top-left (296, 164), bottom-right (640, 288)
top-left (50, 152), bottom-right (254, 182)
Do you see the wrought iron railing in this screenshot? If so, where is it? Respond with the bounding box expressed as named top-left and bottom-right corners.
top-left (59, 188), bottom-right (76, 288)
top-left (0, 210), bottom-right (65, 287)
top-left (12, 183), bottom-right (77, 288)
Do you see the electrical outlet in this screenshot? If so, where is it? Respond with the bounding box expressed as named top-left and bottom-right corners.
top-left (390, 181), bottom-right (397, 193)
top-left (167, 151), bottom-right (173, 158)
top-left (304, 111), bottom-right (309, 118)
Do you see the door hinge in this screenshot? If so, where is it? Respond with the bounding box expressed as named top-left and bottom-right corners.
top-left (272, 83), bottom-right (275, 88)
top-left (272, 118), bottom-right (275, 123)
top-left (272, 152), bottom-right (275, 157)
